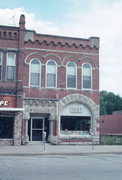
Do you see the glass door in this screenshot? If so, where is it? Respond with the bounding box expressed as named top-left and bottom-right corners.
top-left (30, 118), bottom-right (44, 141)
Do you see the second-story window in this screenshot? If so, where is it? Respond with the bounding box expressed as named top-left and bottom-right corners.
top-left (67, 62), bottom-right (77, 88)
top-left (82, 63), bottom-right (92, 90)
top-left (46, 60), bottom-right (57, 88)
top-left (0, 52), bottom-right (2, 80)
top-left (30, 59), bottom-right (41, 86)
top-left (6, 52), bottom-right (16, 81)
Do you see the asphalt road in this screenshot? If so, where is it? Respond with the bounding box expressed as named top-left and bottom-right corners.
top-left (0, 154), bottom-right (122, 180)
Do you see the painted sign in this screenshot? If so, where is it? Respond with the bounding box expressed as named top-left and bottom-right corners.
top-left (0, 100), bottom-right (9, 106)
top-left (0, 95), bottom-right (16, 108)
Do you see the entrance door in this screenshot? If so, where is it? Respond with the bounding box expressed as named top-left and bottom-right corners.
top-left (30, 118), bottom-right (44, 141)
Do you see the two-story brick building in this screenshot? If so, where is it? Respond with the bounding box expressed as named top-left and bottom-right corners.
top-left (0, 15), bottom-right (100, 145)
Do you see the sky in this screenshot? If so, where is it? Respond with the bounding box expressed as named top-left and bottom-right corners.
top-left (0, 0), bottom-right (122, 96)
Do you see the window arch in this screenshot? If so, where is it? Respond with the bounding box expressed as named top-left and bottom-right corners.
top-left (82, 63), bottom-right (92, 90)
top-left (66, 62), bottom-right (77, 88)
top-left (46, 60), bottom-right (57, 88)
top-left (30, 59), bottom-right (41, 86)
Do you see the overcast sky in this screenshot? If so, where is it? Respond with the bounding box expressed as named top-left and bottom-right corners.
top-left (0, 0), bottom-right (122, 96)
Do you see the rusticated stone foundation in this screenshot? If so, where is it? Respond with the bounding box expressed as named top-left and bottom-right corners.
top-left (13, 111), bottom-right (23, 146)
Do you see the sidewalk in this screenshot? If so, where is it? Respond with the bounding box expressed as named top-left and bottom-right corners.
top-left (0, 144), bottom-right (122, 155)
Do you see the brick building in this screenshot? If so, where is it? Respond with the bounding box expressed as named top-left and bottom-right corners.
top-left (100, 113), bottom-right (122, 135)
top-left (0, 15), bottom-right (100, 145)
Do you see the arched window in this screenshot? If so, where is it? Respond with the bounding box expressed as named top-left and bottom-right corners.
top-left (14, 32), bottom-right (17, 39)
top-left (67, 62), bottom-right (77, 88)
top-left (82, 63), bottom-right (92, 90)
top-left (3, 32), bottom-right (6, 38)
top-left (8, 32), bottom-right (12, 38)
top-left (46, 60), bottom-right (57, 88)
top-left (30, 59), bottom-right (41, 86)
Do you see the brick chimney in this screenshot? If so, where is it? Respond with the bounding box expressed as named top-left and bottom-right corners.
top-left (19, 14), bottom-right (25, 29)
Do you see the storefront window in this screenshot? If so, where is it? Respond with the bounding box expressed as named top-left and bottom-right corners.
top-left (0, 117), bottom-right (14, 139)
top-left (60, 116), bottom-right (91, 135)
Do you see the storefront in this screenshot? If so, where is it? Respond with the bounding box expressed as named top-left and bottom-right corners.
top-left (60, 103), bottom-right (91, 136)
top-left (22, 94), bottom-right (99, 145)
top-left (0, 95), bottom-right (24, 145)
top-left (58, 94), bottom-right (99, 144)
top-left (22, 98), bottom-right (56, 145)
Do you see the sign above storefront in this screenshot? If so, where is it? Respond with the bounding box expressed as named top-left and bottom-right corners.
top-left (0, 95), bottom-right (16, 108)
top-left (0, 100), bottom-right (9, 107)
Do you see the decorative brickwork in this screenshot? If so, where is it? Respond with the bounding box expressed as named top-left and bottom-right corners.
top-left (0, 15), bottom-right (99, 145)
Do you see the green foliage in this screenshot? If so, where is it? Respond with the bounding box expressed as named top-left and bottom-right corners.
top-left (100, 91), bottom-right (122, 115)
top-left (100, 135), bottom-right (122, 145)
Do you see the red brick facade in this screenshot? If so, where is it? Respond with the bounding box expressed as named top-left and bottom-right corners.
top-left (0, 15), bottom-right (100, 145)
top-left (100, 114), bottom-right (122, 135)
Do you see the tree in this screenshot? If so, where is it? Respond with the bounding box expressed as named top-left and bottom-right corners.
top-left (100, 91), bottom-right (122, 115)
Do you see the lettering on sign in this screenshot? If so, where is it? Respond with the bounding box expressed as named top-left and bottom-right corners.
top-left (0, 101), bottom-right (9, 107)
top-left (70, 107), bottom-right (82, 113)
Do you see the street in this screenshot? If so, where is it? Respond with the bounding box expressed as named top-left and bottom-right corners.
top-left (0, 154), bottom-right (122, 180)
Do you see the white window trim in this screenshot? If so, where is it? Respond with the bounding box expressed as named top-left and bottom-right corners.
top-left (66, 61), bottom-right (77, 89)
top-left (29, 58), bottom-right (41, 87)
top-left (46, 60), bottom-right (57, 88)
top-left (0, 52), bottom-right (3, 80)
top-left (82, 63), bottom-right (92, 91)
top-left (6, 52), bottom-right (16, 81)
top-left (59, 115), bottom-right (92, 137)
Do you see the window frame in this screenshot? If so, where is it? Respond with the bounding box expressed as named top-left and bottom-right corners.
top-left (82, 63), bottom-right (92, 90)
top-left (66, 61), bottom-right (77, 89)
top-left (0, 52), bottom-right (3, 80)
top-left (6, 52), bottom-right (16, 81)
top-left (46, 60), bottom-right (57, 88)
top-left (60, 116), bottom-right (91, 134)
top-left (0, 116), bottom-right (14, 139)
top-left (29, 58), bottom-right (41, 87)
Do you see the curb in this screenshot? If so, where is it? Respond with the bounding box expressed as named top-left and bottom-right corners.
top-left (0, 151), bottom-right (122, 156)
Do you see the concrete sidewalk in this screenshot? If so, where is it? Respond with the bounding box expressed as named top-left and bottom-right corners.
top-left (0, 144), bottom-right (122, 155)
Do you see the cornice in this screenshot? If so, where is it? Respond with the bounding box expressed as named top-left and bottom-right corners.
top-left (25, 39), bottom-right (98, 50)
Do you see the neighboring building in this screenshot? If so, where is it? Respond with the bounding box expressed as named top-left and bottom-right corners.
top-left (0, 15), bottom-right (100, 145)
top-left (100, 113), bottom-right (122, 135)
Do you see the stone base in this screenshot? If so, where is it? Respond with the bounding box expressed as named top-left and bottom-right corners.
top-left (48, 135), bottom-right (60, 145)
top-left (48, 135), bottom-right (99, 145)
top-left (21, 135), bottom-right (29, 145)
top-left (0, 139), bottom-right (13, 146)
top-left (60, 135), bottom-right (99, 145)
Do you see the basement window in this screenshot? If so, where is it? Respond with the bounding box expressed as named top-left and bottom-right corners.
top-left (60, 116), bottom-right (91, 135)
